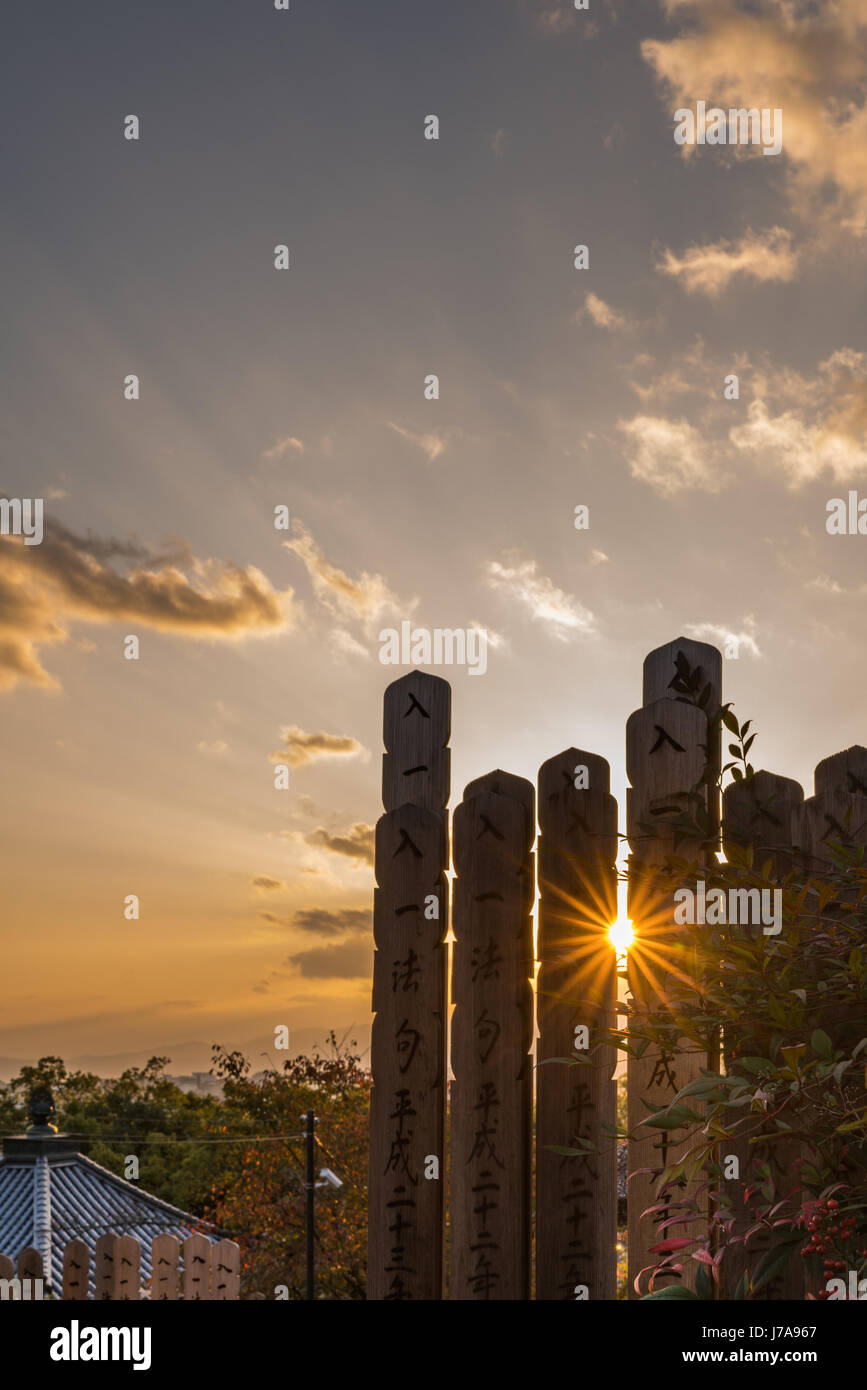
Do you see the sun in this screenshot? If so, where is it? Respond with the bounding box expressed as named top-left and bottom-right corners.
top-left (608, 916), bottom-right (634, 955)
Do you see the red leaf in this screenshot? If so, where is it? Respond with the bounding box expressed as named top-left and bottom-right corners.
top-left (649, 1237), bottom-right (693, 1253)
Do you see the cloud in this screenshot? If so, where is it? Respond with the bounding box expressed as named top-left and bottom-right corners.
top-left (618, 414), bottom-right (726, 495)
top-left (304, 823), bottom-right (375, 865)
top-left (581, 292), bottom-right (628, 329)
top-left (270, 726), bottom-right (367, 768)
top-left (197, 739), bottom-right (228, 755)
top-left (284, 522), bottom-right (412, 630)
top-left (629, 364), bottom-right (695, 404)
top-left (485, 558), bottom-right (597, 639)
top-left (329, 628), bottom-right (371, 661)
top-left (805, 575), bottom-right (846, 596)
top-left (657, 228), bottom-right (799, 296)
top-left (729, 348), bottom-right (867, 485)
top-left (490, 128), bottom-right (507, 158)
top-left (524, 1), bottom-right (599, 38)
top-left (262, 435), bottom-right (305, 460)
top-left (258, 906), bottom-right (371, 937)
top-left (386, 421), bottom-right (447, 462)
top-left (683, 617), bottom-right (761, 657)
top-left (293, 907), bottom-right (372, 936)
top-left (0, 517), bottom-right (295, 692)
top-left (251, 876), bottom-right (287, 893)
top-left (287, 940), bottom-right (373, 980)
top-left (589, 550), bottom-right (609, 566)
top-left (469, 620), bottom-right (508, 651)
top-left (643, 0), bottom-right (867, 239)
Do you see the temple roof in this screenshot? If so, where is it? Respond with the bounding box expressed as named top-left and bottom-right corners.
top-left (0, 1142), bottom-right (216, 1294)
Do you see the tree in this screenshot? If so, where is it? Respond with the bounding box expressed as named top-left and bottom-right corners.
top-left (210, 1032), bottom-right (370, 1299)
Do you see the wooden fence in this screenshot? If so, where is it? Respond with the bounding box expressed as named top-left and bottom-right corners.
top-left (0, 1233), bottom-right (240, 1300)
top-left (368, 638), bottom-right (867, 1299)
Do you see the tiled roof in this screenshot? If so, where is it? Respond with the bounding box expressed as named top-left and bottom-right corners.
top-left (0, 1149), bottom-right (216, 1294)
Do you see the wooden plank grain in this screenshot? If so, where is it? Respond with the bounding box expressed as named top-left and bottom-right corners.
top-left (369, 670), bottom-right (450, 1300)
top-left (450, 779), bottom-right (534, 1300)
top-left (536, 748), bottom-right (618, 1301)
top-left (626, 639), bottom-right (722, 1299)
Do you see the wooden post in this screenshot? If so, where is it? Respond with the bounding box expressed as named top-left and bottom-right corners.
top-left (368, 671), bottom-right (450, 1300)
top-left (536, 749), bottom-right (618, 1301)
top-left (151, 1234), bottom-right (180, 1300)
top-left (16, 1246), bottom-right (42, 1297)
top-left (721, 771), bottom-right (805, 1300)
top-left (210, 1237), bottom-right (241, 1300)
top-left (626, 638), bottom-right (722, 1298)
top-left (115, 1234), bottom-right (141, 1300)
top-left (62, 1238), bottom-right (90, 1300)
top-left (94, 1234), bottom-right (117, 1300)
top-left (0, 1254), bottom-right (14, 1284)
top-left (450, 772), bottom-right (534, 1300)
top-left (792, 746), bottom-right (867, 869)
top-left (183, 1233), bottom-right (212, 1301)
top-left (17, 1247), bottom-right (42, 1280)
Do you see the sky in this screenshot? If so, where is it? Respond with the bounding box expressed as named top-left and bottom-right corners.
top-left (2, 0), bottom-right (866, 1074)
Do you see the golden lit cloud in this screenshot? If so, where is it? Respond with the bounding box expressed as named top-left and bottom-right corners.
top-left (0, 519), bottom-right (295, 692)
top-left (617, 414), bottom-right (726, 495)
top-left (270, 725), bottom-right (367, 768)
top-left (657, 228), bottom-right (799, 296)
top-left (582, 292), bottom-right (628, 329)
top-left (485, 558), bottom-right (597, 640)
top-left (386, 420), bottom-right (447, 461)
top-left (644, 0), bottom-right (867, 238)
top-left (284, 521), bottom-right (413, 630)
top-left (730, 348), bottom-right (867, 484)
top-left (262, 435), bottom-right (305, 460)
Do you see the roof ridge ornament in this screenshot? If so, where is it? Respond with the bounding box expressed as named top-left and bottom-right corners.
top-left (27, 1086), bottom-right (58, 1135)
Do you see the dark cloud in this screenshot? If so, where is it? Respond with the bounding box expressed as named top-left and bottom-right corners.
top-left (251, 876), bottom-right (287, 893)
top-left (287, 940), bottom-right (373, 980)
top-left (257, 907), bottom-right (371, 937)
top-left (304, 823), bottom-right (375, 865)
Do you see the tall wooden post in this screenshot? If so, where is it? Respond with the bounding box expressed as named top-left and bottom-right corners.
top-left (626, 638), bottom-right (722, 1297)
top-left (368, 671), bottom-right (450, 1300)
top-left (721, 770), bottom-right (804, 1300)
top-left (450, 771), bottom-right (534, 1300)
top-left (536, 749), bottom-right (618, 1300)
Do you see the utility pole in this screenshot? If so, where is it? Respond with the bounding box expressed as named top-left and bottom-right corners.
top-left (304, 1110), bottom-right (315, 1301)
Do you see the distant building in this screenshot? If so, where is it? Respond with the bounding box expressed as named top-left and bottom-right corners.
top-left (0, 1088), bottom-right (216, 1295)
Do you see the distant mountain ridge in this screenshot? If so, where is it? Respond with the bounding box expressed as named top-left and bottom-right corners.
top-left (0, 1025), bottom-right (371, 1082)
